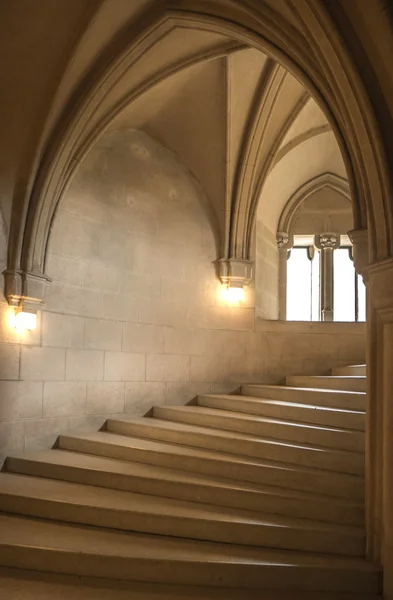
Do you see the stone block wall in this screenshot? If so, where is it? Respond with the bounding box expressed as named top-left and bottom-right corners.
top-left (0, 129), bottom-right (366, 458)
top-left (254, 220), bottom-right (279, 319)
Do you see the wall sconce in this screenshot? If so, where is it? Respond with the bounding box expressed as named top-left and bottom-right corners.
top-left (222, 284), bottom-right (245, 304)
top-left (11, 308), bottom-right (37, 331)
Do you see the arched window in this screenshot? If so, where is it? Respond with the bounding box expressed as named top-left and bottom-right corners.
top-left (285, 234), bottom-right (366, 322)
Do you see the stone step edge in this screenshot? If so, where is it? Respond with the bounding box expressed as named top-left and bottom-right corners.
top-left (5, 452), bottom-right (364, 509)
top-left (0, 473), bottom-right (365, 536)
top-left (198, 394), bottom-right (367, 415)
top-left (156, 404), bottom-right (365, 435)
top-left (108, 417), bottom-right (366, 458)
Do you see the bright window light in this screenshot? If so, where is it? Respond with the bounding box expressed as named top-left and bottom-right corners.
top-left (357, 274), bottom-right (366, 322)
top-left (334, 248), bottom-right (355, 321)
top-left (286, 248), bottom-right (312, 321)
top-left (14, 310), bottom-right (37, 331)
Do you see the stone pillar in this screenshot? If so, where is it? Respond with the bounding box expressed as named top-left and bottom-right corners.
top-left (364, 258), bottom-right (393, 598)
top-left (348, 229), bottom-right (377, 560)
top-left (315, 233), bottom-right (340, 322)
top-left (276, 232), bottom-right (291, 320)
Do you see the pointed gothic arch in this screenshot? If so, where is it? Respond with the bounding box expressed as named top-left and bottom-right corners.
top-left (4, 0), bottom-right (391, 306)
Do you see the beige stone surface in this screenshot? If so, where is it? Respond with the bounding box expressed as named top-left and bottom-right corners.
top-left (66, 349), bottom-right (104, 382)
top-left (0, 343), bottom-right (20, 379)
top-left (125, 382), bottom-right (166, 414)
top-left (46, 253), bottom-right (83, 286)
top-left (120, 272), bottom-right (159, 298)
top-left (20, 347), bottom-right (65, 381)
top-left (103, 292), bottom-right (138, 323)
top-left (85, 318), bottom-right (122, 351)
top-left (61, 212), bottom-right (103, 262)
top-left (163, 327), bottom-right (207, 356)
top-left (123, 323), bottom-right (165, 354)
top-left (139, 298), bottom-right (188, 328)
top-left (87, 382), bottom-right (125, 414)
top-left (146, 354), bottom-right (190, 383)
top-left (0, 381), bottom-right (43, 422)
top-left (43, 382), bottom-right (87, 418)
top-left (64, 285), bottom-right (102, 318)
top-left (24, 417), bottom-right (70, 451)
top-left (82, 263), bottom-right (119, 292)
top-left (43, 281), bottom-right (64, 312)
top-left (166, 382), bottom-right (211, 405)
top-left (69, 415), bottom-right (108, 435)
top-left (42, 312), bottom-right (85, 349)
top-left (104, 352), bottom-right (145, 382)
top-left (0, 421), bottom-right (25, 456)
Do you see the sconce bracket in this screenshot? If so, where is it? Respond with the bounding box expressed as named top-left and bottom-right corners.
top-left (217, 258), bottom-right (253, 287)
top-left (3, 269), bottom-right (51, 309)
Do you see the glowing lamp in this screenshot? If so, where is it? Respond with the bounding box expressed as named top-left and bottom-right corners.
top-left (13, 309), bottom-right (37, 331)
top-left (227, 286), bottom-right (245, 303)
top-left (221, 284), bottom-right (245, 304)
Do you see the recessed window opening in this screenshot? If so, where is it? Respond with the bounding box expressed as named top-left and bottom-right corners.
top-left (286, 235), bottom-right (366, 322)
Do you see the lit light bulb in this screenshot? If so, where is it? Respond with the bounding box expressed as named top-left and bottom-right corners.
top-left (13, 310), bottom-right (37, 331)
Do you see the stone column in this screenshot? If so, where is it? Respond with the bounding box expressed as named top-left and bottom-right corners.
top-left (349, 229), bottom-right (377, 559)
top-left (364, 258), bottom-right (393, 598)
top-left (315, 233), bottom-right (340, 322)
top-left (276, 232), bottom-right (291, 320)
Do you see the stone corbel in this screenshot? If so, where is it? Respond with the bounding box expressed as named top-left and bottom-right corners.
top-left (276, 232), bottom-right (291, 250)
top-left (348, 229), bottom-right (369, 282)
top-left (217, 258), bottom-right (253, 287)
top-left (315, 232), bottom-right (340, 251)
top-left (3, 269), bottom-right (51, 310)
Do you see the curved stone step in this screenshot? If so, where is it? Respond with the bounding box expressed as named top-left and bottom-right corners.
top-left (242, 384), bottom-right (365, 411)
top-left (198, 394), bottom-right (365, 431)
top-left (286, 376), bottom-right (366, 392)
top-left (5, 450), bottom-right (364, 525)
top-left (106, 417), bottom-right (365, 476)
top-left (332, 365), bottom-right (366, 377)
top-left (0, 515), bottom-right (380, 593)
top-left (58, 432), bottom-right (364, 500)
top-left (153, 405), bottom-right (365, 452)
top-left (0, 572), bottom-right (383, 600)
top-left (0, 473), bottom-right (365, 555)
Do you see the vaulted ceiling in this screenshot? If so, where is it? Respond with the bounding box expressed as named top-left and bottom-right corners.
top-left (0, 6), bottom-right (342, 264)
top-left (105, 43), bottom-right (343, 257)
top-left (0, 0), bottom-right (391, 307)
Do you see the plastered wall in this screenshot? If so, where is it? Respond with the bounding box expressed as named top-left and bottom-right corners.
top-left (0, 129), bottom-right (365, 458)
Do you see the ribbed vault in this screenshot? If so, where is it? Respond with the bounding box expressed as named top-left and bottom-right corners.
top-left (0, 0), bottom-right (391, 307)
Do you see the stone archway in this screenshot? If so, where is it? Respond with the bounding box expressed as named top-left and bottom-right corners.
top-left (2, 3), bottom-right (393, 585)
top-left (4, 1), bottom-right (392, 306)
top-left (277, 172), bottom-right (351, 235)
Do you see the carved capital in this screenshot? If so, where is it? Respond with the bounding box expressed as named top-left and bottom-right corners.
top-left (315, 232), bottom-right (340, 250)
top-left (276, 232), bottom-right (290, 250)
top-left (217, 258), bottom-right (253, 287)
top-left (3, 269), bottom-right (51, 309)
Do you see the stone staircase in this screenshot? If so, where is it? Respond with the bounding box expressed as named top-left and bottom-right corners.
top-left (0, 363), bottom-right (381, 599)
